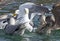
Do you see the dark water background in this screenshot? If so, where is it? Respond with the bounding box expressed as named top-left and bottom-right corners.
top-left (0, 29), bottom-right (60, 41)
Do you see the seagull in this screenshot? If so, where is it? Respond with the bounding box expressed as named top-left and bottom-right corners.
top-left (15, 2), bottom-right (36, 35)
top-left (17, 8), bottom-right (33, 35)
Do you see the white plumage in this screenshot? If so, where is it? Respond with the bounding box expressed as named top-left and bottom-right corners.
top-left (15, 2), bottom-right (36, 35)
top-left (15, 10), bottom-right (19, 14)
top-left (9, 17), bottom-right (16, 25)
top-left (16, 2), bottom-right (36, 23)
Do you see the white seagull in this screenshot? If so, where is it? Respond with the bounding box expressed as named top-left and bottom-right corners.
top-left (15, 2), bottom-right (36, 35)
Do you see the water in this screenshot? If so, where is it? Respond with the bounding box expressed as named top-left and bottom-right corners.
top-left (0, 29), bottom-right (60, 41)
top-left (22, 30), bottom-right (60, 41)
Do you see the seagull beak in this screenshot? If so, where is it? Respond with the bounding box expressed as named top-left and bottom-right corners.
top-left (13, 13), bottom-right (17, 17)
